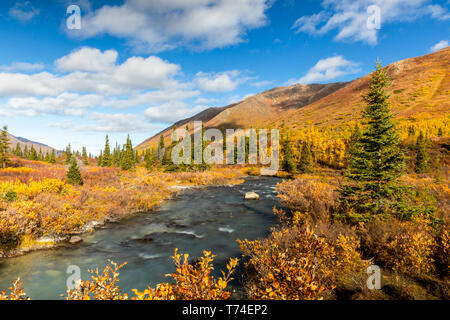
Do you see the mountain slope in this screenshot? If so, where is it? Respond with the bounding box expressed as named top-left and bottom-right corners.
top-left (136, 82), bottom-right (348, 150)
top-left (136, 47), bottom-right (449, 151)
top-left (6, 133), bottom-right (55, 155)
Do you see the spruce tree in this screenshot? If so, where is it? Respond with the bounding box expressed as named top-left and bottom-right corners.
top-left (29, 145), bottom-right (38, 161)
top-left (414, 131), bottom-right (430, 173)
top-left (281, 132), bottom-right (296, 173)
top-left (82, 147), bottom-right (89, 166)
top-left (97, 151), bottom-right (103, 166)
top-left (101, 135), bottom-right (112, 167)
top-left (120, 135), bottom-right (135, 171)
top-left (339, 62), bottom-right (406, 222)
top-left (49, 149), bottom-right (56, 164)
top-left (298, 141), bottom-right (313, 173)
top-left (0, 126), bottom-right (10, 168)
top-left (65, 144), bottom-right (72, 164)
top-left (66, 156), bottom-right (83, 186)
top-left (23, 145), bottom-right (29, 159)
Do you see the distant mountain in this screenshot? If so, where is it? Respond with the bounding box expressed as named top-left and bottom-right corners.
top-left (136, 47), bottom-right (449, 151)
top-left (136, 82), bottom-right (349, 150)
top-left (7, 133), bottom-right (55, 155)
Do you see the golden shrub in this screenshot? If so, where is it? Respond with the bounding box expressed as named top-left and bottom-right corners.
top-left (0, 279), bottom-right (28, 300)
top-left (238, 220), bottom-right (366, 300)
top-left (276, 178), bottom-right (337, 221)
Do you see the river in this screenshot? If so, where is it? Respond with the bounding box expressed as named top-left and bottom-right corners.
top-left (0, 176), bottom-right (282, 299)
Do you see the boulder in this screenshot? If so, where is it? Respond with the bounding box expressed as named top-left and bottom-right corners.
top-left (244, 192), bottom-right (260, 200)
top-left (69, 236), bottom-right (83, 245)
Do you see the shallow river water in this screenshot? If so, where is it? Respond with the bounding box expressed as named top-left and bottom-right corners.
top-left (0, 176), bottom-right (282, 299)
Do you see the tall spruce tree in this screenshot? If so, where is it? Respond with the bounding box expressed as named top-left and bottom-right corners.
top-left (49, 149), bottom-right (56, 164)
top-left (281, 131), bottom-right (296, 173)
top-left (66, 156), bottom-right (83, 186)
top-left (29, 145), bottom-right (38, 161)
top-left (338, 62), bottom-right (406, 222)
top-left (0, 126), bottom-right (10, 168)
top-left (414, 131), bottom-right (430, 173)
top-left (82, 147), bottom-right (89, 166)
top-left (120, 135), bottom-right (135, 171)
top-left (298, 140), bottom-right (313, 173)
top-left (65, 144), bottom-right (72, 164)
top-left (101, 135), bottom-right (112, 167)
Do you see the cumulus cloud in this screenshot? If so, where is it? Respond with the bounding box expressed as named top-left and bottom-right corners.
top-left (70, 0), bottom-right (272, 52)
top-left (55, 47), bottom-right (118, 73)
top-left (288, 56), bottom-right (360, 84)
top-left (430, 40), bottom-right (449, 52)
top-left (9, 1), bottom-right (40, 23)
top-left (144, 101), bottom-right (208, 123)
top-left (293, 0), bottom-right (450, 45)
top-left (0, 62), bottom-right (44, 73)
top-left (195, 70), bottom-right (245, 92)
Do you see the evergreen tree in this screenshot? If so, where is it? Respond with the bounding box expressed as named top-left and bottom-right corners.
top-left (29, 145), bottom-right (38, 161)
top-left (145, 148), bottom-right (157, 171)
top-left (66, 156), bottom-right (83, 186)
top-left (14, 143), bottom-right (22, 157)
top-left (414, 131), bottom-right (430, 173)
top-left (101, 135), bottom-right (112, 167)
top-left (0, 126), bottom-right (10, 168)
top-left (159, 135), bottom-right (169, 165)
top-left (23, 145), bottom-right (29, 159)
top-left (120, 135), bottom-right (135, 171)
top-left (97, 151), bottom-right (103, 166)
top-left (38, 148), bottom-right (43, 161)
top-left (65, 144), bottom-right (72, 164)
top-left (82, 147), bottom-right (89, 166)
top-left (49, 149), bottom-right (56, 164)
top-left (298, 140), bottom-right (313, 173)
top-left (339, 62), bottom-right (406, 222)
top-left (281, 131), bottom-right (296, 173)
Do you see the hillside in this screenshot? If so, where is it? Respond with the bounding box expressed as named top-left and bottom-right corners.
top-left (136, 82), bottom-right (348, 150)
top-left (136, 47), bottom-right (449, 151)
top-left (6, 132), bottom-right (55, 154)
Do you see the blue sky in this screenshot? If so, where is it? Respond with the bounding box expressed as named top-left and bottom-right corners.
top-left (0, 0), bottom-right (449, 154)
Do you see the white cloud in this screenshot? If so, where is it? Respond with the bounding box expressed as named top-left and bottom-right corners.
top-left (293, 0), bottom-right (450, 45)
top-left (55, 47), bottom-right (118, 73)
top-left (9, 1), bottom-right (40, 23)
top-left (195, 70), bottom-right (244, 92)
top-left (71, 0), bottom-right (272, 52)
top-left (144, 101), bottom-right (208, 123)
top-left (0, 46), bottom-right (250, 133)
top-left (289, 56), bottom-right (360, 84)
top-left (430, 40), bottom-right (449, 52)
top-left (0, 62), bottom-right (44, 73)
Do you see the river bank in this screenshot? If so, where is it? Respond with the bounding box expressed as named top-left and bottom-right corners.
top-left (0, 176), bottom-right (281, 299)
top-left (0, 160), bottom-right (246, 259)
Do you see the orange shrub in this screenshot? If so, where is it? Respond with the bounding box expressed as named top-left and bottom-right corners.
top-left (276, 178), bottom-right (337, 221)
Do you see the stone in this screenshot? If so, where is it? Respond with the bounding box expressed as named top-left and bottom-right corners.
top-left (244, 192), bottom-right (260, 200)
top-left (69, 236), bottom-right (83, 245)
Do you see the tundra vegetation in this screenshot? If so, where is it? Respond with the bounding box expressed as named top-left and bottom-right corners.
top-left (0, 63), bottom-right (449, 300)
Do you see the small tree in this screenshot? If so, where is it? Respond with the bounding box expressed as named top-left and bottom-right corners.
top-left (281, 132), bottom-right (296, 173)
top-left (120, 135), bottom-right (135, 171)
top-left (82, 147), bottom-right (89, 166)
top-left (414, 132), bottom-right (430, 174)
top-left (298, 141), bottom-right (313, 173)
top-left (66, 156), bottom-right (83, 186)
top-left (49, 149), bottom-right (56, 164)
top-left (101, 135), bottom-right (112, 167)
top-left (65, 144), bottom-right (72, 164)
top-left (0, 126), bottom-right (10, 168)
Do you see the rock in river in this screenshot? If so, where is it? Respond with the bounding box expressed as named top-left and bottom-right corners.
top-left (244, 192), bottom-right (260, 200)
top-left (69, 236), bottom-right (83, 245)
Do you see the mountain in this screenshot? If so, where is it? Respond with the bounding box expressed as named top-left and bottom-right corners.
top-left (136, 47), bottom-right (450, 151)
top-left (136, 82), bottom-right (349, 150)
top-left (7, 132), bottom-right (55, 155)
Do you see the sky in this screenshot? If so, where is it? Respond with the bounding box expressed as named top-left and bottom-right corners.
top-left (0, 0), bottom-right (449, 154)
